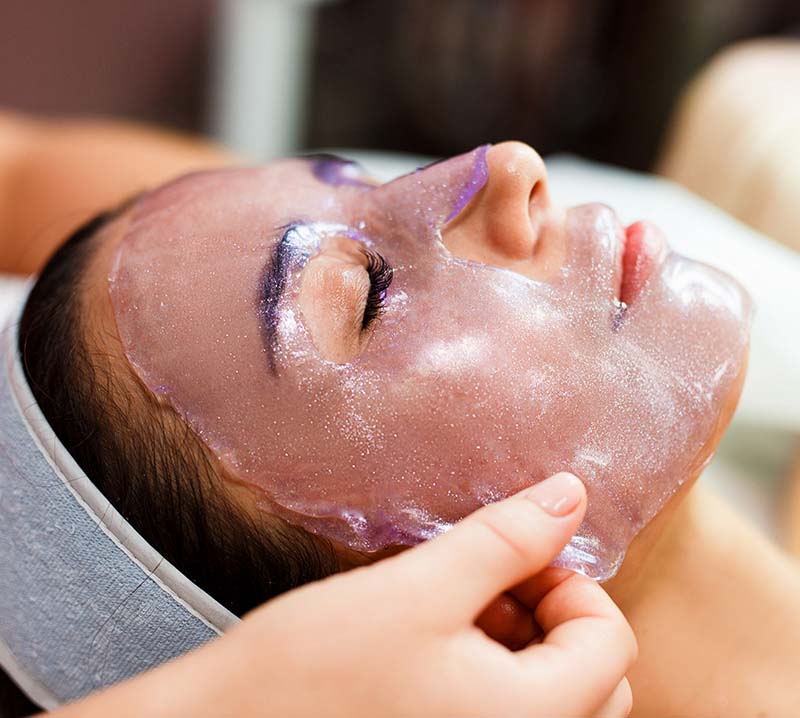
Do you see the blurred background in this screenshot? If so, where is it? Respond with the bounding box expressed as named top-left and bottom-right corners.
top-left (1, 0), bottom-right (799, 548)
top-left (0, 0), bottom-right (798, 168)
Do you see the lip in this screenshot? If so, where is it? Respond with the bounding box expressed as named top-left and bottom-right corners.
top-left (619, 220), bottom-right (668, 305)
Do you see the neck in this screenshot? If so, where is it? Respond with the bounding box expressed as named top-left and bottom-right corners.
top-left (617, 486), bottom-right (800, 717)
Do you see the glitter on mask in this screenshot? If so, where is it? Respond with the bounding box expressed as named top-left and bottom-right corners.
top-left (108, 146), bottom-right (751, 580)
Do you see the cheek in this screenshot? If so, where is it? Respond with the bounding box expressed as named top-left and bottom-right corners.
top-left (325, 356), bottom-right (547, 521)
top-left (229, 251), bottom-right (747, 580)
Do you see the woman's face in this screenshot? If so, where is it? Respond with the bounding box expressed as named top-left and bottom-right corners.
top-left (103, 143), bottom-right (750, 579)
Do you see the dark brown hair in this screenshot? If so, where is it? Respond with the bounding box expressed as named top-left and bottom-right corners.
top-left (3, 207), bottom-right (340, 716)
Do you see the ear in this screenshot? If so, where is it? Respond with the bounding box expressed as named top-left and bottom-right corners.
top-left (475, 593), bottom-right (541, 650)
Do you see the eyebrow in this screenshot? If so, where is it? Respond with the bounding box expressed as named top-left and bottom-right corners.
top-left (258, 227), bottom-right (295, 374)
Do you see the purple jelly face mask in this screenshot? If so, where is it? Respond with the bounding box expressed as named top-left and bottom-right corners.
top-left (109, 147), bottom-right (751, 579)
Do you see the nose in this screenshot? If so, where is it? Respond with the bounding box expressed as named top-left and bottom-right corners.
top-left (442, 142), bottom-right (563, 277)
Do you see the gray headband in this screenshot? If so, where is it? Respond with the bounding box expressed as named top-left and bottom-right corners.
top-left (0, 294), bottom-right (238, 710)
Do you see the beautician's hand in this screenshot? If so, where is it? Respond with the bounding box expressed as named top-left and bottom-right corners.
top-left (54, 473), bottom-right (636, 718)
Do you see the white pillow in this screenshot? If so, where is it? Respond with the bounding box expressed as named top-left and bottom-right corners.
top-left (0, 275), bottom-right (26, 330)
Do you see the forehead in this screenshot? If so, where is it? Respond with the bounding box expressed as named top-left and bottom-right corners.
top-left (128, 161), bottom-right (361, 240)
top-left (123, 147), bottom-right (489, 255)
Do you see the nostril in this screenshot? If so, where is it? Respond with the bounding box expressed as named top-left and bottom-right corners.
top-left (529, 178), bottom-right (547, 207)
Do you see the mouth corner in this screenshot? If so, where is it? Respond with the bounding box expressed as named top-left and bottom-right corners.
top-left (611, 297), bottom-right (629, 332)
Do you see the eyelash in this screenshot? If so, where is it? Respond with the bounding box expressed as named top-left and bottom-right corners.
top-left (361, 249), bottom-right (394, 330)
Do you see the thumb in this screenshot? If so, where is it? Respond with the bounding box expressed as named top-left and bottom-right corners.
top-left (381, 472), bottom-right (587, 626)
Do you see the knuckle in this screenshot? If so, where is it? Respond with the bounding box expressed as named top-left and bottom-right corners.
top-left (618, 619), bottom-right (638, 666)
top-left (601, 599), bottom-right (638, 666)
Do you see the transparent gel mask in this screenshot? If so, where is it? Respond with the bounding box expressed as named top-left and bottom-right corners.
top-left (109, 146), bottom-right (751, 579)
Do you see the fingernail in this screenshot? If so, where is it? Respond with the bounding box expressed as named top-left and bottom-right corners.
top-left (525, 473), bottom-right (584, 516)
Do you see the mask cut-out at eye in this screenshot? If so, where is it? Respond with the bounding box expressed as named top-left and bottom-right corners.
top-left (109, 146), bottom-right (751, 579)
